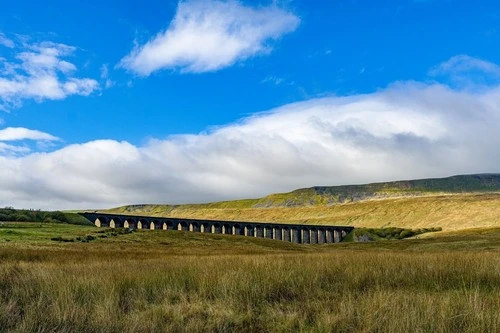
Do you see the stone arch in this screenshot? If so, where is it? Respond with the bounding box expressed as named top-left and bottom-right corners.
top-left (334, 229), bottom-right (341, 243)
top-left (326, 228), bottom-right (334, 243)
top-left (137, 219), bottom-right (149, 229)
top-left (245, 225), bottom-right (255, 237)
top-left (273, 226), bottom-right (283, 241)
top-left (291, 228), bottom-right (301, 243)
top-left (222, 223), bottom-right (232, 235)
top-left (283, 227), bottom-right (291, 242)
top-left (191, 222), bottom-right (201, 232)
top-left (110, 217), bottom-right (123, 228)
top-left (310, 228), bottom-right (318, 244)
top-left (124, 218), bottom-right (136, 229)
top-left (264, 225), bottom-right (273, 239)
top-left (162, 222), bottom-right (167, 230)
top-left (255, 225), bottom-right (264, 238)
top-left (213, 223), bottom-right (222, 234)
top-left (302, 228), bottom-right (311, 244)
top-left (342, 229), bottom-right (348, 239)
top-left (95, 217), bottom-right (106, 227)
top-left (178, 221), bottom-right (188, 231)
top-left (202, 223), bottom-right (211, 233)
top-left (152, 220), bottom-right (162, 230)
top-left (166, 220), bottom-right (176, 230)
top-left (233, 224), bottom-right (244, 236)
top-left (318, 228), bottom-right (326, 244)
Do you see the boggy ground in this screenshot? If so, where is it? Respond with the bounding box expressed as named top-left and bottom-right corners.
top-left (0, 223), bottom-right (499, 332)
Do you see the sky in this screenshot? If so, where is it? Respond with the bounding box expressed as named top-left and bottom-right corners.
top-left (1, 0), bottom-right (500, 209)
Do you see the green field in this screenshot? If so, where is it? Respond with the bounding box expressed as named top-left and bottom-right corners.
top-left (1, 223), bottom-right (499, 332)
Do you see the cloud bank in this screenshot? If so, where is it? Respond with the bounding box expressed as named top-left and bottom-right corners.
top-left (0, 39), bottom-right (99, 110)
top-left (2, 63), bottom-right (500, 209)
top-left (119, 0), bottom-right (300, 75)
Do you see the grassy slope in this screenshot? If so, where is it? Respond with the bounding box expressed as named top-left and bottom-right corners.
top-left (101, 174), bottom-right (500, 231)
top-left (105, 193), bottom-right (500, 230)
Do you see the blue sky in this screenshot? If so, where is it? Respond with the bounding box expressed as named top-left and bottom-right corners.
top-left (1, 0), bottom-right (500, 209)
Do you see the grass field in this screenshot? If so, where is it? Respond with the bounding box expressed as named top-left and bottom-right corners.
top-left (0, 223), bottom-right (499, 332)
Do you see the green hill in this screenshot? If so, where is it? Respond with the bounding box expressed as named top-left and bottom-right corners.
top-left (102, 174), bottom-right (500, 230)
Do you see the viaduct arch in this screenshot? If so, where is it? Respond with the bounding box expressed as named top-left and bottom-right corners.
top-left (80, 212), bottom-right (353, 245)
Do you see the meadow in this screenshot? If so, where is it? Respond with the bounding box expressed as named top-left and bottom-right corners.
top-left (0, 223), bottom-right (499, 332)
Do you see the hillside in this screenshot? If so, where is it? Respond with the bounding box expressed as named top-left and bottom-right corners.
top-left (102, 174), bottom-right (500, 230)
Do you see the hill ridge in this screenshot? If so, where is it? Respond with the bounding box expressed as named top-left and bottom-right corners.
top-left (106, 174), bottom-right (500, 212)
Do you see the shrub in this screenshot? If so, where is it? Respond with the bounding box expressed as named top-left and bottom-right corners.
top-left (50, 236), bottom-right (74, 242)
top-left (350, 227), bottom-right (441, 242)
top-left (400, 230), bottom-right (415, 238)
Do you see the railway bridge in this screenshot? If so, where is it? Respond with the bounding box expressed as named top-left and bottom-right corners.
top-left (80, 212), bottom-right (354, 244)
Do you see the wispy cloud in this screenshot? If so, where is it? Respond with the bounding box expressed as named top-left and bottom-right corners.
top-left (0, 39), bottom-right (99, 110)
top-left (0, 127), bottom-right (59, 141)
top-left (261, 75), bottom-right (285, 85)
top-left (119, 0), bottom-right (300, 75)
top-left (0, 33), bottom-right (15, 48)
top-left (429, 55), bottom-right (500, 87)
top-left (100, 64), bottom-right (115, 89)
top-left (0, 127), bottom-right (58, 156)
top-left (0, 142), bottom-right (30, 155)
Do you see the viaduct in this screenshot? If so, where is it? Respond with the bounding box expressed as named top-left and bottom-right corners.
top-left (81, 212), bottom-right (353, 244)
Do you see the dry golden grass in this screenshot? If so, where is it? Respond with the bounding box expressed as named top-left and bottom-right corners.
top-left (107, 193), bottom-right (500, 231)
top-left (1, 249), bottom-right (499, 332)
top-left (0, 225), bottom-right (499, 332)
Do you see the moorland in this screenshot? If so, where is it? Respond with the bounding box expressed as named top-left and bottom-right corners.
top-left (1, 174), bottom-right (500, 332)
top-left (0, 225), bottom-right (499, 332)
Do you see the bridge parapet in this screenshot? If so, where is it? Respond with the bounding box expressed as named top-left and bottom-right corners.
top-left (79, 212), bottom-right (354, 245)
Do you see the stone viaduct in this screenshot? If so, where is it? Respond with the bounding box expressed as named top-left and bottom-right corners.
top-left (80, 212), bottom-right (354, 245)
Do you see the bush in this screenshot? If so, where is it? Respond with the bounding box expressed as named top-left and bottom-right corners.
top-left (400, 230), bottom-right (415, 238)
top-left (51, 237), bottom-right (74, 242)
top-left (0, 208), bottom-right (88, 225)
top-left (350, 227), bottom-right (441, 242)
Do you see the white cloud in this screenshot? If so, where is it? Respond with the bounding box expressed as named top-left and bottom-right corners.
top-left (0, 127), bottom-right (59, 156)
top-left (119, 0), bottom-right (300, 75)
top-left (261, 75), bottom-right (285, 85)
top-left (0, 40), bottom-right (99, 110)
top-left (0, 33), bottom-right (15, 48)
top-left (431, 55), bottom-right (500, 76)
top-left (100, 64), bottom-right (115, 88)
top-left (0, 142), bottom-right (30, 155)
top-left (2, 75), bottom-right (500, 209)
top-left (0, 127), bottom-right (59, 141)
top-left (429, 55), bottom-right (500, 87)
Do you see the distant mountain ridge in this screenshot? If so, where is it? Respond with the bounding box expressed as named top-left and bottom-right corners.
top-left (242, 173), bottom-right (500, 208)
top-left (309, 173), bottom-right (500, 203)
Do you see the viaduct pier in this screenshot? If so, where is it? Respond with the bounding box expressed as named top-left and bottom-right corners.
top-left (81, 212), bottom-right (353, 244)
